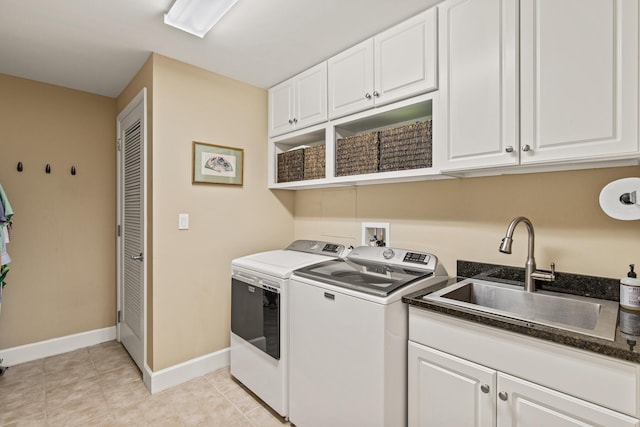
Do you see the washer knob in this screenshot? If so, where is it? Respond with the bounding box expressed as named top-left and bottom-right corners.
top-left (383, 248), bottom-right (395, 259)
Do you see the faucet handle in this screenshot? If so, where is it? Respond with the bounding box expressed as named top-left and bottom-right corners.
top-left (531, 262), bottom-right (556, 282)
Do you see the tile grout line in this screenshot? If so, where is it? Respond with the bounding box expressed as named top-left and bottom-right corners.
top-left (89, 346), bottom-right (116, 422)
top-left (203, 373), bottom-right (259, 427)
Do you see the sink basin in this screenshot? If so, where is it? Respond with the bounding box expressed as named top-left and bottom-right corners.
top-left (424, 279), bottom-right (619, 341)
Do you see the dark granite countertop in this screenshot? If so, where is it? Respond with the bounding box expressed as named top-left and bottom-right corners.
top-left (403, 260), bottom-right (640, 364)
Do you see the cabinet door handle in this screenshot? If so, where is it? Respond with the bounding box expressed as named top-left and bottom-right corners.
top-left (292, 118), bottom-right (298, 124)
top-left (288, 119), bottom-right (293, 124)
top-left (522, 144), bottom-right (531, 152)
top-left (324, 292), bottom-right (335, 300)
top-left (480, 384), bottom-right (490, 394)
top-left (505, 146), bottom-right (514, 153)
top-left (373, 90), bottom-right (380, 97)
top-left (365, 93), bottom-right (372, 100)
top-left (498, 391), bottom-right (508, 401)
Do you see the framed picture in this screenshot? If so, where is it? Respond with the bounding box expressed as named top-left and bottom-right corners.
top-left (192, 141), bottom-right (244, 185)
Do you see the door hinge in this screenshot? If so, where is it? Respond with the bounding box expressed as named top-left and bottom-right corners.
top-left (117, 310), bottom-right (122, 323)
top-left (117, 224), bottom-right (121, 237)
top-left (117, 138), bottom-right (122, 151)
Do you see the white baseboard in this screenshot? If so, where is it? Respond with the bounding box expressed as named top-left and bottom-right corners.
top-left (0, 329), bottom-right (230, 395)
top-left (144, 347), bottom-right (230, 394)
top-left (0, 326), bottom-right (117, 366)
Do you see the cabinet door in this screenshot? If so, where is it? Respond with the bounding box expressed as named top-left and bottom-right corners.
top-left (295, 62), bottom-right (328, 130)
top-left (408, 341), bottom-right (496, 427)
top-left (497, 373), bottom-right (640, 427)
top-left (328, 38), bottom-right (375, 119)
top-left (268, 79), bottom-right (295, 137)
top-left (439, 0), bottom-right (519, 171)
top-left (374, 8), bottom-right (438, 107)
top-left (520, 0), bottom-right (639, 164)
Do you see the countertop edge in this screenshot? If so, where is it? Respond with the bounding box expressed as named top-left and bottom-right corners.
top-left (403, 286), bottom-right (640, 365)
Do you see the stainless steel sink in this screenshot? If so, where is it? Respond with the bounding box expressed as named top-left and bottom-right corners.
top-left (424, 279), bottom-right (619, 341)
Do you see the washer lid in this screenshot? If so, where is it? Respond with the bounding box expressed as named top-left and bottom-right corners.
top-left (293, 258), bottom-right (434, 297)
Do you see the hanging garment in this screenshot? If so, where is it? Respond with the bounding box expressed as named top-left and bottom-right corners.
top-left (1, 225), bottom-right (9, 266)
top-left (0, 191), bottom-right (5, 223)
top-left (0, 184), bottom-right (13, 266)
top-left (0, 184), bottom-right (13, 226)
top-left (0, 184), bottom-right (13, 297)
top-left (0, 195), bottom-right (7, 266)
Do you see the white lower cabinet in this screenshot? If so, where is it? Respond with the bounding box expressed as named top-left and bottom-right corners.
top-left (408, 342), bottom-right (496, 426)
top-left (498, 372), bottom-right (639, 427)
top-left (409, 341), bottom-right (640, 427)
top-left (408, 308), bottom-right (640, 427)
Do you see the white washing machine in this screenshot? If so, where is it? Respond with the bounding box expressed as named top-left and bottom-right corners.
top-left (288, 246), bottom-right (448, 427)
top-left (230, 240), bottom-right (345, 418)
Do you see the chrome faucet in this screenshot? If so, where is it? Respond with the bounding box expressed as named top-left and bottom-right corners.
top-left (499, 216), bottom-right (555, 292)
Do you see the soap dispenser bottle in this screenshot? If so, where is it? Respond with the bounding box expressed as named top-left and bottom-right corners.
top-left (620, 264), bottom-right (640, 310)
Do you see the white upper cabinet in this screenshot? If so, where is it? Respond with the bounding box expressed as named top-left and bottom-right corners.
top-left (438, 0), bottom-right (519, 170)
top-left (440, 0), bottom-right (639, 172)
top-left (328, 39), bottom-right (375, 119)
top-left (519, 0), bottom-right (639, 164)
top-left (374, 8), bottom-right (438, 108)
top-left (328, 8), bottom-right (438, 119)
top-left (269, 62), bottom-right (327, 137)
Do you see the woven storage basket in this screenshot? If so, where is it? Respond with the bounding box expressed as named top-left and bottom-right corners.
top-left (335, 131), bottom-right (379, 176)
top-left (379, 120), bottom-right (432, 172)
top-left (303, 145), bottom-right (326, 180)
top-left (277, 149), bottom-right (304, 183)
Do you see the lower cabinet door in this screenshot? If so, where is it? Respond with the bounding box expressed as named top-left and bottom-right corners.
top-left (408, 341), bottom-right (496, 427)
top-left (497, 373), bottom-right (640, 427)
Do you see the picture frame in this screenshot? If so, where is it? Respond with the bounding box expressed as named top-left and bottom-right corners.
top-left (192, 141), bottom-right (244, 185)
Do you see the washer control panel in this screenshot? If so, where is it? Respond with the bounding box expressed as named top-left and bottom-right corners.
top-left (286, 240), bottom-right (346, 257)
top-left (348, 246), bottom-right (436, 271)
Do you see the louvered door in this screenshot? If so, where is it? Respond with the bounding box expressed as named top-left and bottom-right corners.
top-left (117, 90), bottom-right (146, 372)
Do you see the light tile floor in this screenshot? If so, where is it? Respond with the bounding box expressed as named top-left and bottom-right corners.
top-left (0, 341), bottom-right (290, 426)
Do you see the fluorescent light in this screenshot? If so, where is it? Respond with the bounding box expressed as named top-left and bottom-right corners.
top-left (164, 0), bottom-right (239, 38)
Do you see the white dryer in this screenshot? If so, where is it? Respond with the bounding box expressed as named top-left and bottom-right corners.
top-left (230, 240), bottom-right (345, 417)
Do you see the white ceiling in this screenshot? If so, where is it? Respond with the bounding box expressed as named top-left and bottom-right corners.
top-left (0, 0), bottom-right (441, 98)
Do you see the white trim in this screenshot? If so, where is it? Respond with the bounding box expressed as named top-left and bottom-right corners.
top-left (116, 88), bottom-right (148, 373)
top-left (0, 326), bottom-right (116, 366)
top-left (144, 347), bottom-right (230, 394)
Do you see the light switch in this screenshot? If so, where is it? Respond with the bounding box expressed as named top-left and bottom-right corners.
top-left (178, 213), bottom-right (189, 230)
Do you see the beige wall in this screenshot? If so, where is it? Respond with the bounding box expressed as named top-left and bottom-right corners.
top-left (295, 166), bottom-right (640, 280)
top-left (150, 55), bottom-right (294, 370)
top-left (4, 52), bottom-right (634, 375)
top-left (0, 74), bottom-right (116, 349)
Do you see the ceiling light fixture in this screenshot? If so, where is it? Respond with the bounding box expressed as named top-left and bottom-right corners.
top-left (164, 0), bottom-right (239, 38)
